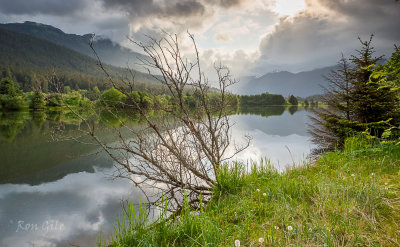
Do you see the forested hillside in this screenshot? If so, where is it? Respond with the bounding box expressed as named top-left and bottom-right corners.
top-left (0, 27), bottom-right (156, 92)
top-left (0, 21), bottom-right (148, 68)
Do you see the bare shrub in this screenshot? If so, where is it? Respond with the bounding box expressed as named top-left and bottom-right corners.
top-left (57, 32), bottom-right (250, 213)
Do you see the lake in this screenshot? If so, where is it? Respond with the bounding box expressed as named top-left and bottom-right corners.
top-left (0, 106), bottom-right (314, 247)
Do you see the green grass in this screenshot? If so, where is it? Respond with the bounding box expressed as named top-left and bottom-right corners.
top-left (100, 137), bottom-right (400, 246)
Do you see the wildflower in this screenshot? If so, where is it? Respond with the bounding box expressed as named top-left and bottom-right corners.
top-left (263, 193), bottom-right (266, 197)
top-left (287, 226), bottom-right (293, 231)
top-left (259, 238), bottom-right (264, 243)
top-left (274, 226), bottom-right (279, 230)
top-left (256, 189), bottom-right (260, 192)
top-left (371, 173), bottom-right (375, 176)
top-left (351, 174), bottom-right (355, 177)
top-left (234, 239), bottom-right (240, 247)
top-left (385, 182), bottom-right (388, 185)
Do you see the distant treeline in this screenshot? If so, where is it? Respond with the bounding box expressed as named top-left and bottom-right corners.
top-left (0, 77), bottom-right (240, 111)
top-left (239, 93), bottom-right (318, 107)
top-left (1, 75), bottom-right (310, 112)
top-left (240, 93), bottom-right (286, 106)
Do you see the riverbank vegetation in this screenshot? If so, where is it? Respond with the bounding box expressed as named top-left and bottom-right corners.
top-left (100, 136), bottom-right (400, 246)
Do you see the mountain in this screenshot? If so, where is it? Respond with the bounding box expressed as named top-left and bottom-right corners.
top-left (0, 21), bottom-right (148, 69)
top-left (238, 66), bottom-right (338, 97)
top-left (0, 27), bottom-right (156, 91)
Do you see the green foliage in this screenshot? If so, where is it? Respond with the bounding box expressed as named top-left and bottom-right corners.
top-left (288, 95), bottom-right (298, 105)
top-left (99, 88), bottom-right (127, 108)
top-left (0, 95), bottom-right (25, 110)
top-left (371, 46), bottom-right (400, 90)
top-left (154, 94), bottom-right (171, 109)
top-left (0, 77), bottom-right (22, 96)
top-left (0, 78), bottom-right (25, 110)
top-left (63, 86), bottom-right (71, 94)
top-left (240, 93), bottom-right (286, 106)
top-left (348, 37), bottom-right (398, 124)
top-left (311, 37), bottom-right (400, 151)
top-left (30, 90), bottom-right (45, 109)
top-left (46, 94), bottom-right (63, 107)
top-left (125, 90), bottom-right (155, 109)
top-left (64, 91), bottom-right (82, 106)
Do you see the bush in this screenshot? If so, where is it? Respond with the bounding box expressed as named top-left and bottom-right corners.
top-left (64, 91), bottom-right (82, 106)
top-left (30, 90), bottom-right (46, 109)
top-left (0, 95), bottom-right (25, 110)
top-left (46, 94), bottom-right (63, 107)
top-left (99, 88), bottom-right (127, 108)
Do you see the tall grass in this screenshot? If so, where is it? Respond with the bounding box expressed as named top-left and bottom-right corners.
top-left (100, 136), bottom-right (400, 246)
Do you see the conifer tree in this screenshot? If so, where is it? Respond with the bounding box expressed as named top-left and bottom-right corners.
top-left (288, 95), bottom-right (298, 105)
top-left (309, 36), bottom-right (400, 152)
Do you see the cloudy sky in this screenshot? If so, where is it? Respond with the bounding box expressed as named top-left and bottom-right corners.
top-left (0, 0), bottom-right (399, 78)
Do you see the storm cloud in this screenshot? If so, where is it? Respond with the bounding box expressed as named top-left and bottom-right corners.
top-left (257, 0), bottom-right (400, 72)
top-left (100, 0), bottom-right (206, 18)
top-left (0, 0), bottom-right (89, 16)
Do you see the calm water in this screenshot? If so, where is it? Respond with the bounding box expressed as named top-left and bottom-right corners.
top-left (0, 106), bottom-right (314, 247)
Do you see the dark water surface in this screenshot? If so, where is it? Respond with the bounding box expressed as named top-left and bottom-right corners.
top-left (0, 106), bottom-right (314, 247)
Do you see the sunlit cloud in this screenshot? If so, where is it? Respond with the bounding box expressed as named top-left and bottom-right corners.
top-left (272, 0), bottom-right (306, 16)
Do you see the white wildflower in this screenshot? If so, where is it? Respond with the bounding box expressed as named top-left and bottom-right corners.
top-left (351, 174), bottom-right (355, 177)
top-left (371, 173), bottom-right (375, 176)
top-left (258, 238), bottom-right (264, 243)
top-left (274, 226), bottom-right (279, 230)
top-left (385, 182), bottom-right (388, 185)
top-left (263, 193), bottom-right (267, 197)
top-left (287, 226), bottom-right (293, 231)
top-left (234, 239), bottom-right (240, 247)
top-left (256, 189), bottom-right (260, 192)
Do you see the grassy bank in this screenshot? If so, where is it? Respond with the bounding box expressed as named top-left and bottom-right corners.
top-left (100, 137), bottom-right (400, 246)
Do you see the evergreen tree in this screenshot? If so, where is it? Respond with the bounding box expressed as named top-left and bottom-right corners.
top-left (288, 95), bottom-right (298, 105)
top-left (30, 89), bottom-right (46, 109)
top-left (350, 36), bottom-right (397, 123)
top-left (0, 77), bottom-right (22, 96)
top-left (0, 77), bottom-right (25, 110)
top-left (309, 36), bottom-right (400, 152)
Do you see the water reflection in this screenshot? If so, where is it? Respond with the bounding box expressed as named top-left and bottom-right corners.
top-left (0, 106), bottom-right (314, 247)
top-left (288, 105), bottom-right (298, 115)
top-left (0, 167), bottom-right (144, 247)
top-left (231, 106), bottom-right (313, 169)
top-left (238, 105), bottom-right (286, 117)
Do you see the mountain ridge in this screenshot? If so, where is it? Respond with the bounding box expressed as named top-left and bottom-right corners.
top-left (0, 27), bottom-right (156, 91)
top-left (237, 66), bottom-right (338, 97)
top-left (0, 21), bottom-right (148, 69)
